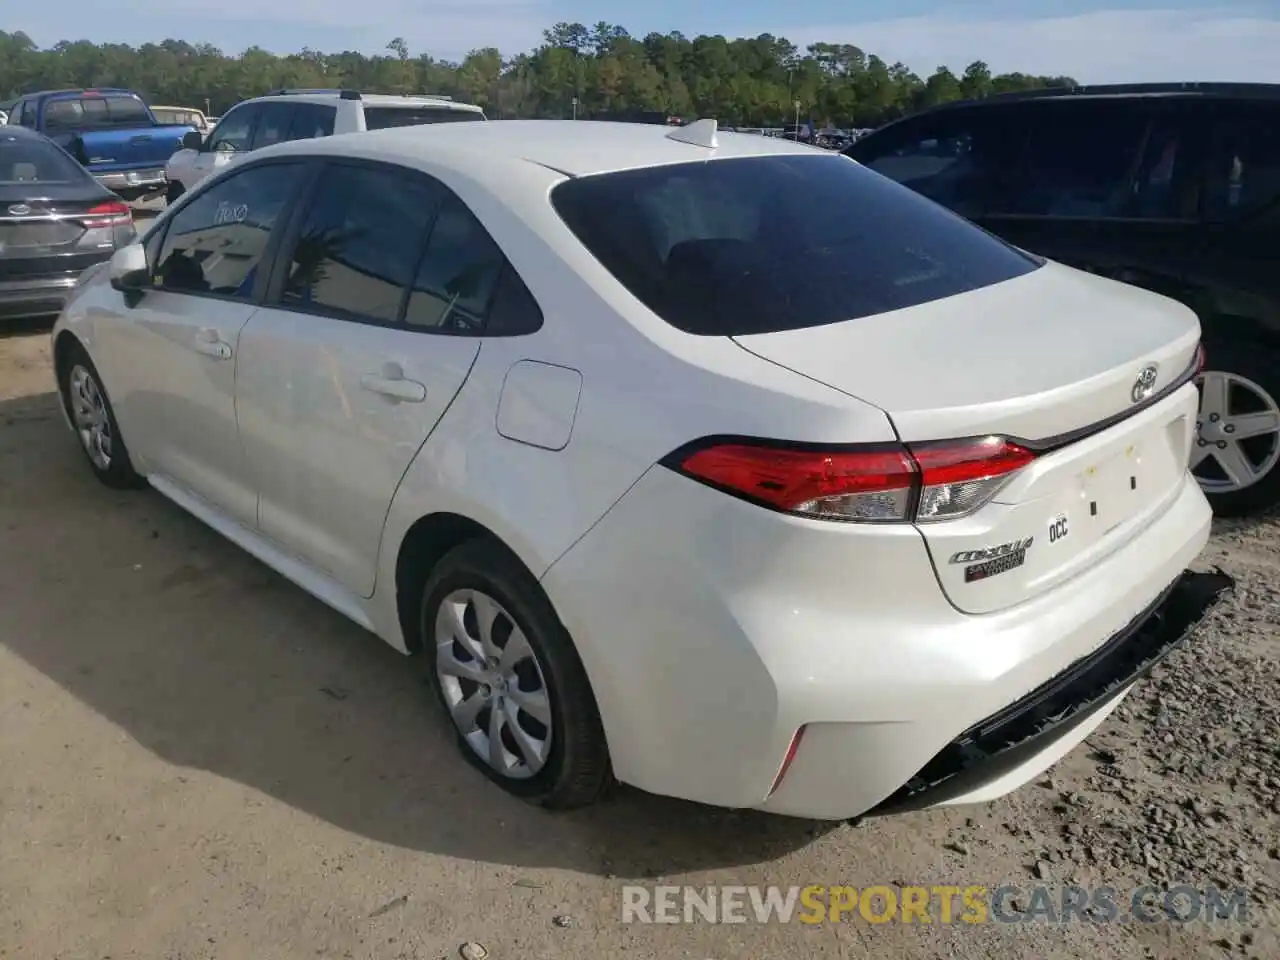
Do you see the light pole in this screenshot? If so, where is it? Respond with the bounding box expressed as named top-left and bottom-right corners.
top-left (572, 96), bottom-right (578, 121)
top-left (794, 99), bottom-right (801, 135)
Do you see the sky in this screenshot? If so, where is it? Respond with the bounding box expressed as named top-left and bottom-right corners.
top-left (12, 1), bottom-right (1280, 84)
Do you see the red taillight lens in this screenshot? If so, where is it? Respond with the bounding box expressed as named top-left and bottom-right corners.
top-left (78, 200), bottom-right (132, 229)
top-left (669, 435), bottom-right (1037, 524)
top-left (676, 442), bottom-right (917, 521)
top-left (1194, 343), bottom-right (1207, 375)
top-left (768, 726), bottom-right (806, 796)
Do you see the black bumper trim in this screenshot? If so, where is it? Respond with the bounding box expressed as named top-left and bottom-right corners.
top-left (867, 567), bottom-right (1234, 817)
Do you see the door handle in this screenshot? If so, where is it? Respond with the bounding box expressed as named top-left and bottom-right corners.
top-left (193, 328), bottom-right (232, 360)
top-left (360, 373), bottom-right (426, 403)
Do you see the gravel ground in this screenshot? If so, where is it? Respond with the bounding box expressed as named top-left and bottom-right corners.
top-left (0, 312), bottom-right (1277, 959)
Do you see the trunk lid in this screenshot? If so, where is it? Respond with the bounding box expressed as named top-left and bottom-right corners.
top-left (734, 262), bottom-right (1202, 614)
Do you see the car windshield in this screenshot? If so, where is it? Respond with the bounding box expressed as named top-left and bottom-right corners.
top-left (0, 134), bottom-right (87, 183)
top-left (551, 153), bottom-right (1041, 336)
top-left (42, 95), bottom-right (151, 131)
top-left (362, 106), bottom-right (485, 130)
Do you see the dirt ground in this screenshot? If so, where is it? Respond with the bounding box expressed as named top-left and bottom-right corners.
top-left (1, 248), bottom-right (1277, 958)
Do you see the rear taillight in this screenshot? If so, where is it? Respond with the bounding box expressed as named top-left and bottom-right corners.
top-left (665, 435), bottom-right (1037, 524)
top-left (1194, 342), bottom-right (1207, 375)
top-left (78, 201), bottom-right (132, 229)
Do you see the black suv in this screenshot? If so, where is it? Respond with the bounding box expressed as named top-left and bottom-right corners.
top-left (845, 82), bottom-right (1280, 517)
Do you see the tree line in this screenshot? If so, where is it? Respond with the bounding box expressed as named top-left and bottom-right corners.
top-left (0, 23), bottom-right (1076, 129)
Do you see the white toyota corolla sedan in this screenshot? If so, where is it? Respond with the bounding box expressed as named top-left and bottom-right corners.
top-left (51, 119), bottom-right (1232, 820)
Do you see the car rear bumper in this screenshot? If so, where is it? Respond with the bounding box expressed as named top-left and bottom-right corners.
top-left (92, 168), bottom-right (167, 191)
top-left (542, 462), bottom-right (1217, 820)
top-left (0, 276), bottom-right (79, 319)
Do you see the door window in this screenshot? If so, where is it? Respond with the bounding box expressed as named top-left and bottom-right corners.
top-left (250, 102), bottom-right (295, 150)
top-left (1204, 104), bottom-right (1280, 222)
top-left (287, 104), bottom-right (336, 140)
top-left (278, 164), bottom-right (442, 323)
top-left (207, 105), bottom-right (258, 154)
top-left (991, 102), bottom-right (1152, 218)
top-left (154, 162), bottom-right (304, 299)
top-left (851, 110), bottom-right (1025, 218)
top-left (1128, 109), bottom-right (1205, 221)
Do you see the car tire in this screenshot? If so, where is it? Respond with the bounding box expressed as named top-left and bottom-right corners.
top-left (420, 538), bottom-right (613, 809)
top-left (58, 341), bottom-right (147, 490)
top-left (1194, 338), bottom-right (1280, 517)
top-left (165, 181), bottom-right (185, 206)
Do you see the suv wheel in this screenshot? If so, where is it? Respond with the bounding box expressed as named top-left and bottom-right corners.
top-left (1193, 340), bottom-right (1280, 517)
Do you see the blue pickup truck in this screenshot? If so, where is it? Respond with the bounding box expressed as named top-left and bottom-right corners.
top-left (5, 88), bottom-right (195, 200)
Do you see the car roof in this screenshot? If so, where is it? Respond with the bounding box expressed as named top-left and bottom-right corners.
top-left (255, 119), bottom-right (826, 180)
top-left (239, 92), bottom-right (483, 111)
top-left (0, 125), bottom-right (53, 142)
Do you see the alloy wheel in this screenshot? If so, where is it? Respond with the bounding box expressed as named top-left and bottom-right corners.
top-left (1193, 370), bottom-right (1280, 493)
top-left (434, 588), bottom-right (554, 779)
top-left (68, 365), bottom-right (113, 471)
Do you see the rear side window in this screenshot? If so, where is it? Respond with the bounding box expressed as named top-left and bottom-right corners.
top-left (403, 194), bottom-right (506, 331)
top-left (990, 102), bottom-right (1152, 218)
top-left (42, 95), bottom-right (150, 131)
top-left (0, 134), bottom-right (87, 183)
top-left (363, 106), bottom-right (485, 130)
top-left (279, 164), bottom-right (441, 323)
top-left (1204, 103), bottom-right (1280, 222)
top-left (551, 154), bottom-right (1039, 336)
top-left (288, 104), bottom-right (335, 140)
top-left (251, 102), bottom-right (295, 150)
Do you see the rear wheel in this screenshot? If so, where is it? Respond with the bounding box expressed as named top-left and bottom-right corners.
top-left (420, 539), bottom-right (612, 809)
top-left (1193, 339), bottom-right (1280, 517)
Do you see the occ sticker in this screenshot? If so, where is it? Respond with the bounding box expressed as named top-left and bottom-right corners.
top-left (1048, 513), bottom-right (1069, 544)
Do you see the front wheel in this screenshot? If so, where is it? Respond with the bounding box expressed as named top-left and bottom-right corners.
top-left (58, 341), bottom-right (146, 490)
top-left (420, 539), bottom-right (612, 809)
top-left (1193, 339), bottom-right (1280, 517)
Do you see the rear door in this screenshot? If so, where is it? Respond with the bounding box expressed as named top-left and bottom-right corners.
top-left (234, 160), bottom-right (499, 595)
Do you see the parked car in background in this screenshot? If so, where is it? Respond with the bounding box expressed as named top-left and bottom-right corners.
top-left (0, 110), bottom-right (8, 126)
top-left (0, 126), bottom-right (135, 319)
top-left (162, 89), bottom-right (485, 202)
top-left (52, 119), bottom-right (1229, 820)
top-left (846, 82), bottom-right (1280, 517)
top-left (150, 105), bottom-right (211, 135)
top-left (6, 88), bottom-right (195, 201)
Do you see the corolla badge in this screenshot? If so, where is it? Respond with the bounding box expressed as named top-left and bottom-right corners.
top-left (6, 203), bottom-right (31, 216)
top-left (1131, 364), bottom-right (1159, 404)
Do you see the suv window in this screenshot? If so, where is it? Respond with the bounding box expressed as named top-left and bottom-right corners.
top-left (287, 103), bottom-right (335, 140)
top-left (155, 163), bottom-right (304, 298)
top-left (551, 154), bottom-right (1039, 336)
top-left (279, 164), bottom-right (442, 323)
top-left (1204, 103), bottom-right (1280, 222)
top-left (990, 101), bottom-right (1152, 218)
top-left (851, 109), bottom-right (1025, 218)
top-left (363, 106), bottom-right (486, 130)
top-left (251, 102), bottom-right (294, 150)
top-left (208, 105), bottom-right (258, 153)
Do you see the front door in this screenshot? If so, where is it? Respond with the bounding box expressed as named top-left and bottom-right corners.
top-left (188, 103), bottom-right (260, 188)
top-left (235, 161), bottom-right (504, 595)
top-left (107, 160), bottom-right (308, 525)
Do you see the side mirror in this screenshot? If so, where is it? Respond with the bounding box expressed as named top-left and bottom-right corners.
top-left (182, 130), bottom-right (203, 150)
top-left (109, 243), bottom-right (150, 298)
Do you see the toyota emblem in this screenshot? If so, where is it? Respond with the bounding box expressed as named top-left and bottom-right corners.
top-left (1131, 364), bottom-right (1159, 404)
top-left (7, 203), bottom-right (31, 217)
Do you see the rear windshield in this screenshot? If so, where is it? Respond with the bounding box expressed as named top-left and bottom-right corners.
top-left (42, 95), bottom-right (151, 131)
top-left (0, 135), bottom-right (86, 183)
top-left (363, 106), bottom-right (486, 130)
top-left (551, 154), bottom-right (1041, 336)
